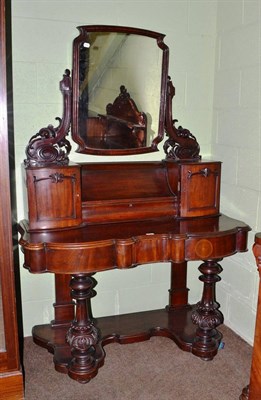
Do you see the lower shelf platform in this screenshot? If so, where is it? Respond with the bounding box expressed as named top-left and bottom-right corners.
top-left (32, 305), bottom-right (222, 378)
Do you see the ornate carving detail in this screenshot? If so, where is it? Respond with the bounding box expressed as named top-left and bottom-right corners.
top-left (24, 70), bottom-right (72, 167)
top-left (49, 172), bottom-right (65, 183)
top-left (164, 77), bottom-right (201, 160)
top-left (66, 323), bottom-right (99, 351)
top-left (192, 303), bottom-right (223, 329)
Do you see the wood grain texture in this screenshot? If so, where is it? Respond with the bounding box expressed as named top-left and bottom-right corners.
top-left (0, 372), bottom-right (24, 400)
top-left (0, 0), bottom-right (24, 397)
top-left (241, 233), bottom-right (261, 400)
top-left (19, 215), bottom-right (250, 274)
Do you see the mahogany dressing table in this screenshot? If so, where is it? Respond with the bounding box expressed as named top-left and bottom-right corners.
top-left (18, 26), bottom-right (250, 386)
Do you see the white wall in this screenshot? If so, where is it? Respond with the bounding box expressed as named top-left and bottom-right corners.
top-left (212, 0), bottom-right (261, 344)
top-left (14, 0), bottom-right (259, 342)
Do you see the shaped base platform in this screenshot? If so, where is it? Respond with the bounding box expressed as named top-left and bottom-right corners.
top-left (32, 305), bottom-right (222, 379)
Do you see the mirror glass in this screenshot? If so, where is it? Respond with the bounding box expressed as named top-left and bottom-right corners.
top-left (72, 26), bottom-right (168, 155)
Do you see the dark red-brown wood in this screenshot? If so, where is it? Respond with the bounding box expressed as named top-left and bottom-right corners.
top-left (19, 214), bottom-right (250, 382)
top-left (19, 23), bottom-right (251, 389)
top-left (0, 0), bottom-right (24, 398)
top-left (24, 159), bottom-right (221, 230)
top-left (240, 233), bottom-right (261, 400)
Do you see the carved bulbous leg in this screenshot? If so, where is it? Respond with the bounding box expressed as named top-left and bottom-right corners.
top-left (191, 260), bottom-right (223, 360)
top-left (66, 274), bottom-right (105, 383)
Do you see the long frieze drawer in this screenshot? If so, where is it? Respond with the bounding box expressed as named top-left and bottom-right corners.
top-left (20, 224), bottom-right (249, 274)
top-left (82, 197), bottom-right (178, 224)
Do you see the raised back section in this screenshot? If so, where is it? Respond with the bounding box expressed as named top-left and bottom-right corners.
top-left (25, 159), bottom-right (221, 231)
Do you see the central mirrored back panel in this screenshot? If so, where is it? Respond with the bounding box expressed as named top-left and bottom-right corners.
top-left (72, 26), bottom-right (169, 155)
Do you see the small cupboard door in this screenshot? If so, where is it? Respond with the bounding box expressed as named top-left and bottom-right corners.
top-left (26, 165), bottom-right (82, 230)
top-left (180, 162), bottom-right (221, 218)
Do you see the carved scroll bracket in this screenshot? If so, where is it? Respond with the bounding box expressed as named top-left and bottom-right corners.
top-left (164, 76), bottom-right (201, 160)
top-left (24, 69), bottom-right (72, 167)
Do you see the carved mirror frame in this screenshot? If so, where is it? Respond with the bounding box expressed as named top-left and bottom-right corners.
top-left (24, 25), bottom-right (200, 167)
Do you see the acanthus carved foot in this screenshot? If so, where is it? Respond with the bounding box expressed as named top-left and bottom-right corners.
top-left (191, 260), bottom-right (223, 360)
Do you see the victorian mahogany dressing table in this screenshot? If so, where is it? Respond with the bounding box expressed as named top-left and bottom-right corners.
top-left (18, 26), bottom-right (250, 389)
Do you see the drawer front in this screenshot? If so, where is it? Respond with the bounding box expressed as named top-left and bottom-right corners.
top-left (180, 162), bottom-right (221, 218)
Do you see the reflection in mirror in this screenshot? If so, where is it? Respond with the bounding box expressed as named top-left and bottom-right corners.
top-left (72, 27), bottom-right (168, 155)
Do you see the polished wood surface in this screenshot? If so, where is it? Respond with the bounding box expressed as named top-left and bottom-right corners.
top-left (0, 0), bottom-right (24, 398)
top-left (19, 215), bottom-right (249, 274)
top-left (24, 159), bottom-right (221, 230)
top-left (19, 23), bottom-right (250, 388)
top-left (240, 233), bottom-right (261, 400)
top-left (19, 213), bottom-right (250, 383)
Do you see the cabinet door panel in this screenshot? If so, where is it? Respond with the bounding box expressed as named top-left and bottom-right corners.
top-left (180, 162), bottom-right (221, 218)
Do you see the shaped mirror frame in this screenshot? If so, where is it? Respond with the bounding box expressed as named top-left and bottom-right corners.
top-left (23, 25), bottom-right (200, 167)
top-left (71, 25), bottom-right (169, 155)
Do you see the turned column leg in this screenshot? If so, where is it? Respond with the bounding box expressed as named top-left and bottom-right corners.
top-left (191, 260), bottom-right (223, 360)
top-left (66, 274), bottom-right (105, 383)
top-left (167, 261), bottom-right (189, 309)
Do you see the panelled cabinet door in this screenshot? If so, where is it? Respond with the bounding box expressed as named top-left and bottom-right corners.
top-left (180, 162), bottom-right (221, 218)
top-left (26, 165), bottom-right (82, 230)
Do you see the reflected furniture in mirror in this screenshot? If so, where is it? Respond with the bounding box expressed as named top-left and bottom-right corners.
top-left (84, 85), bottom-right (148, 150)
top-left (19, 25), bottom-right (250, 388)
top-left (0, 1), bottom-right (24, 398)
top-left (240, 234), bottom-right (261, 400)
